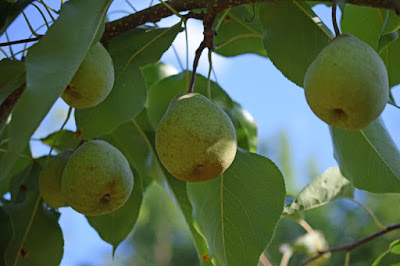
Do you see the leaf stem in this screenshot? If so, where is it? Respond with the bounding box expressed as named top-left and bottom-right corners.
top-left (345, 197), bottom-right (386, 230)
top-left (206, 49), bottom-right (212, 99)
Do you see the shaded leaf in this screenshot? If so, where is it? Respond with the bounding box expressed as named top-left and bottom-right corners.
top-left (341, 5), bottom-right (384, 50)
top-left (146, 72), bottom-right (257, 152)
top-left (0, 0), bottom-right (33, 35)
top-left (141, 62), bottom-right (178, 89)
top-left (86, 167), bottom-right (143, 251)
top-left (382, 11), bottom-right (400, 35)
top-left (3, 161), bottom-right (64, 266)
top-left (380, 36), bottom-right (400, 87)
top-left (0, 129), bottom-right (32, 196)
top-left (40, 130), bottom-right (80, 152)
top-left (340, 5), bottom-right (400, 87)
top-left (0, 59), bottom-right (25, 105)
top-left (0, 208), bottom-right (13, 266)
top-left (75, 60), bottom-right (146, 139)
top-left (330, 118), bottom-right (400, 193)
top-left (0, 0), bottom-right (112, 180)
top-left (214, 5), bottom-right (265, 57)
top-left (378, 30), bottom-right (399, 53)
top-left (232, 102), bottom-right (258, 153)
top-left (75, 24), bottom-right (182, 139)
top-left (3, 195), bottom-right (64, 266)
top-left (260, 1), bottom-right (333, 87)
top-left (106, 24), bottom-right (183, 67)
top-left (283, 167), bottom-right (354, 215)
top-left (373, 240), bottom-right (400, 266)
top-left (187, 149), bottom-right (286, 266)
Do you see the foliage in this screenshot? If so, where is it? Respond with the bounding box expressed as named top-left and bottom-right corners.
top-left (0, 0), bottom-right (400, 265)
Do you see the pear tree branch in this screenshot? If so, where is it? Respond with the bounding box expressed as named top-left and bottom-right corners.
top-left (302, 223), bottom-right (400, 265)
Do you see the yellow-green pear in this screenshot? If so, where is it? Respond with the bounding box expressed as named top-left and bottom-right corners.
top-left (155, 93), bottom-right (237, 182)
top-left (39, 149), bottom-right (73, 208)
top-left (61, 140), bottom-right (133, 216)
top-left (304, 34), bottom-right (389, 130)
top-left (61, 42), bottom-right (114, 109)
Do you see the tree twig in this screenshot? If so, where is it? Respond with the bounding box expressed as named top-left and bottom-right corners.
top-left (101, 0), bottom-right (399, 43)
top-left (302, 223), bottom-right (400, 265)
top-left (0, 37), bottom-right (41, 47)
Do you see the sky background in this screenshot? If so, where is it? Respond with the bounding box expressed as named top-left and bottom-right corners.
top-left (1, 1), bottom-right (400, 265)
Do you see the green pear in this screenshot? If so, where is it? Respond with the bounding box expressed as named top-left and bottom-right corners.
top-left (61, 140), bottom-right (133, 216)
top-left (61, 42), bottom-right (114, 109)
top-left (304, 34), bottom-right (389, 130)
top-left (155, 93), bottom-right (237, 182)
top-left (39, 149), bottom-right (73, 208)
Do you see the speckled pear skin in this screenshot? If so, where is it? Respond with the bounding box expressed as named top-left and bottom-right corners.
top-left (304, 34), bottom-right (389, 130)
top-left (61, 42), bottom-right (114, 109)
top-left (39, 149), bottom-right (73, 208)
top-left (155, 93), bottom-right (237, 182)
top-left (61, 140), bottom-right (133, 216)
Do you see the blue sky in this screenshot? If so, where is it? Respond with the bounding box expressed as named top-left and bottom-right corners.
top-left (1, 1), bottom-right (400, 265)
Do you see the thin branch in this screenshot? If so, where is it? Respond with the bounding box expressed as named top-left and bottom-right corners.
top-left (0, 37), bottom-right (41, 47)
top-left (302, 223), bottom-right (400, 265)
top-left (101, 0), bottom-right (400, 43)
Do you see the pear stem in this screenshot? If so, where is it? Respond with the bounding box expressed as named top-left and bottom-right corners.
top-left (332, 0), bottom-right (341, 37)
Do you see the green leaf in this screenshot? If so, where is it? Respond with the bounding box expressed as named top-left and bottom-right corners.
top-left (380, 35), bottom-right (400, 87)
top-left (86, 168), bottom-right (143, 251)
top-left (260, 1), bottom-right (333, 87)
top-left (141, 62), bottom-right (178, 89)
top-left (330, 118), bottom-right (400, 193)
top-left (3, 196), bottom-right (64, 266)
top-left (9, 161), bottom-right (38, 203)
top-left (214, 5), bottom-right (265, 57)
top-left (75, 60), bottom-right (147, 140)
top-left (0, 208), bottom-right (13, 266)
top-left (378, 30), bottom-right (399, 53)
top-left (107, 114), bottom-right (212, 266)
top-left (0, 129), bottom-right (32, 196)
top-left (283, 167), bottom-right (354, 215)
top-left (3, 162), bottom-right (64, 266)
top-left (40, 130), bottom-right (80, 152)
top-left (341, 5), bottom-right (384, 50)
top-left (392, 242), bottom-right (400, 255)
top-left (75, 24), bottom-right (182, 139)
top-left (0, 59), bottom-right (25, 105)
top-left (232, 102), bottom-right (258, 153)
top-left (146, 72), bottom-right (257, 152)
top-left (373, 240), bottom-right (400, 266)
top-left (382, 11), bottom-right (400, 35)
top-left (187, 149), bottom-right (286, 266)
top-left (106, 24), bottom-right (183, 67)
top-left (0, 0), bottom-right (112, 180)
top-left (0, 0), bottom-right (34, 35)
top-left (340, 5), bottom-right (400, 87)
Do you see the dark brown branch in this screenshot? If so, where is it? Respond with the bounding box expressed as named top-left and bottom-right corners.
top-left (0, 37), bottom-right (41, 47)
top-left (101, 0), bottom-right (399, 43)
top-left (303, 223), bottom-right (400, 265)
